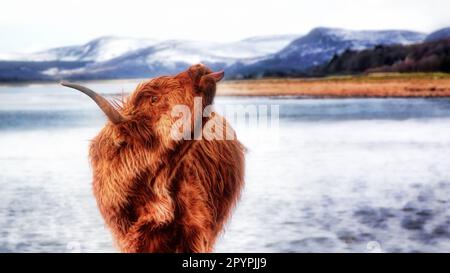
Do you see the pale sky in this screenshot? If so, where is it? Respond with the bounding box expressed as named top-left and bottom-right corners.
top-left (0, 0), bottom-right (449, 53)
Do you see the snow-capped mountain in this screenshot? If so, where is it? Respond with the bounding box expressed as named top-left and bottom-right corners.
top-left (25, 34), bottom-right (299, 80)
top-left (228, 27), bottom-right (426, 78)
top-left (119, 35), bottom-right (298, 66)
top-left (220, 34), bottom-right (300, 60)
top-left (0, 34), bottom-right (299, 81)
top-left (425, 27), bottom-right (450, 42)
top-left (0, 36), bottom-right (160, 62)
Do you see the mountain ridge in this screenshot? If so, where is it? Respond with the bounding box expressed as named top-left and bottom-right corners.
top-left (227, 27), bottom-right (427, 79)
top-left (1, 27), bottom-right (449, 82)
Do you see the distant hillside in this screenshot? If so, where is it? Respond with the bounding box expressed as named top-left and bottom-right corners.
top-left (0, 61), bottom-right (89, 82)
top-left (316, 38), bottom-right (450, 75)
top-left (227, 27), bottom-right (425, 79)
top-left (425, 27), bottom-right (450, 42)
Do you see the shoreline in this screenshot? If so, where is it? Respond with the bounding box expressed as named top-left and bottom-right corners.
top-left (2, 73), bottom-right (450, 98)
top-left (217, 73), bottom-right (450, 98)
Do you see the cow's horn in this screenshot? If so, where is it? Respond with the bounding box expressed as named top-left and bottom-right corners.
top-left (60, 81), bottom-right (126, 124)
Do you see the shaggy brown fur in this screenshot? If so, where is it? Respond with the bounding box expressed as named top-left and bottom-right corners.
top-left (88, 64), bottom-right (245, 252)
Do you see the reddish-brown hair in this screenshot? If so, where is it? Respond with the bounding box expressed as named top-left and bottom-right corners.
top-left (87, 64), bottom-right (245, 252)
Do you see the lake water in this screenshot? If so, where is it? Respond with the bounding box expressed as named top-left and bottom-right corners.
top-left (1, 81), bottom-right (450, 253)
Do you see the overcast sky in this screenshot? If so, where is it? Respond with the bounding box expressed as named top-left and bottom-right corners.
top-left (0, 0), bottom-right (449, 53)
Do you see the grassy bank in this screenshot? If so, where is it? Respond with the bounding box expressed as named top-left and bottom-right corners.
top-left (217, 73), bottom-right (450, 97)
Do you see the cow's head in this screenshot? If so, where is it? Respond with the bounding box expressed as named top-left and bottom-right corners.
top-left (61, 64), bottom-right (223, 152)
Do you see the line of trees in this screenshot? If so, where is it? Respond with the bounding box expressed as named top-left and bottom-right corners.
top-left (316, 38), bottom-right (450, 75)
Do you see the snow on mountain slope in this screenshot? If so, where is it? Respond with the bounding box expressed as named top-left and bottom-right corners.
top-left (0, 36), bottom-right (159, 62)
top-left (215, 34), bottom-right (299, 59)
top-left (123, 34), bottom-right (299, 66)
top-left (0, 34), bottom-right (297, 64)
top-left (142, 40), bottom-right (234, 65)
top-left (57, 34), bottom-right (299, 79)
top-left (277, 27), bottom-right (425, 61)
top-left (0, 33), bottom-right (299, 80)
top-left (319, 28), bottom-right (424, 47)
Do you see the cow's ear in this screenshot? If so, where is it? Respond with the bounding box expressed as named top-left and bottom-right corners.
top-left (187, 64), bottom-right (224, 101)
top-left (206, 70), bottom-right (224, 82)
top-left (198, 71), bottom-right (224, 105)
top-left (198, 71), bottom-right (224, 93)
top-left (187, 64), bottom-right (211, 87)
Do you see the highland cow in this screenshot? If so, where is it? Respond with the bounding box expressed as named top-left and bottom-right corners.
top-left (61, 64), bottom-right (245, 252)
